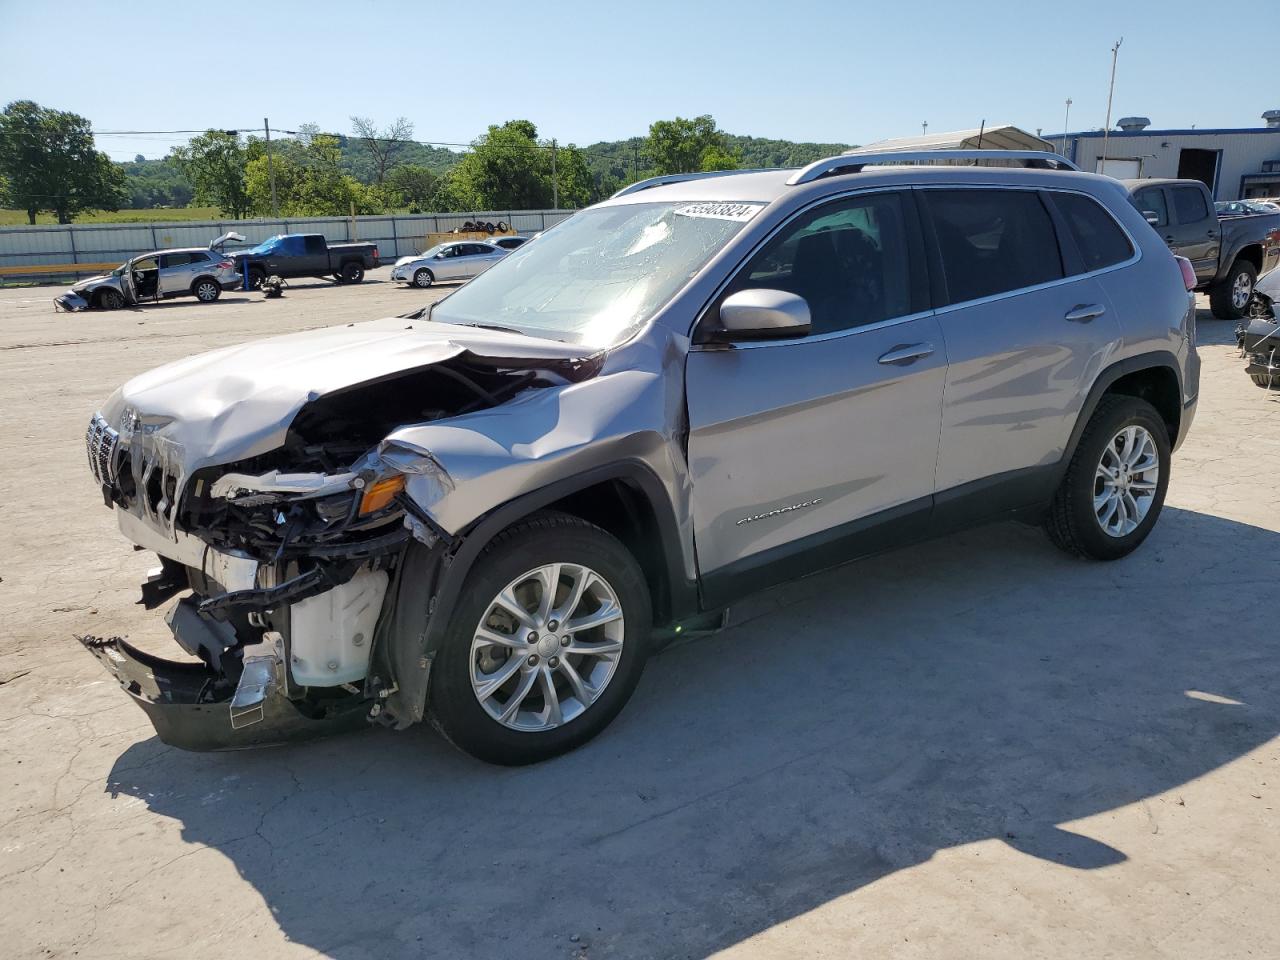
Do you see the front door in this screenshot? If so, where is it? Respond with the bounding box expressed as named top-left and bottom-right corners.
top-left (685, 190), bottom-right (945, 601)
top-left (921, 187), bottom-right (1124, 504)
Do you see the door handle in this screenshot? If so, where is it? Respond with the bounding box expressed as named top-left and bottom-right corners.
top-left (1064, 303), bottom-right (1106, 323)
top-left (877, 343), bottom-right (935, 366)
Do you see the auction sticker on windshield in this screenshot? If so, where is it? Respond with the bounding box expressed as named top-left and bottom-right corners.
top-left (674, 202), bottom-right (765, 222)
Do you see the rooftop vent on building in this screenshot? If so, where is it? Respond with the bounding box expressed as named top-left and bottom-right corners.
top-left (1117, 117), bottom-right (1150, 132)
top-left (1264, 110), bottom-right (1280, 129)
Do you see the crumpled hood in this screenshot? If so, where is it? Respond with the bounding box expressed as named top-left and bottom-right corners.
top-left (99, 316), bottom-right (588, 471)
top-left (72, 273), bottom-right (113, 291)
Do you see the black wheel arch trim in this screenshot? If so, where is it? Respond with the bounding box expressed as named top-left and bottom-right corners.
top-left (422, 459), bottom-right (698, 657)
top-left (1060, 350), bottom-right (1184, 476)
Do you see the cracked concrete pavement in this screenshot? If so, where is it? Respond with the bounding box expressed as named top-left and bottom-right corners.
top-left (0, 273), bottom-right (1277, 959)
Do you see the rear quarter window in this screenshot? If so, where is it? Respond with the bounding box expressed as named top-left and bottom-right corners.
top-left (1054, 193), bottom-right (1134, 273)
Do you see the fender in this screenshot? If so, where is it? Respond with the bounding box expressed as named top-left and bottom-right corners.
top-left (1059, 349), bottom-right (1185, 478)
top-left (377, 459), bottom-right (699, 728)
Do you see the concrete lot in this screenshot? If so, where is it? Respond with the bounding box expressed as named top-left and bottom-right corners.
top-left (0, 270), bottom-right (1277, 959)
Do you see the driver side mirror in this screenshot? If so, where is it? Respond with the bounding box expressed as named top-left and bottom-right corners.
top-left (715, 289), bottom-right (811, 340)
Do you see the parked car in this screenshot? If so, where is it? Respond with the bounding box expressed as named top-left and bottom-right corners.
top-left (231, 233), bottom-right (381, 289)
top-left (490, 235), bottom-right (531, 250)
top-left (389, 240), bottom-right (507, 288)
top-left (1215, 200), bottom-right (1280, 216)
top-left (1124, 178), bottom-right (1280, 319)
top-left (81, 149), bottom-right (1199, 765)
top-left (55, 243), bottom-right (240, 311)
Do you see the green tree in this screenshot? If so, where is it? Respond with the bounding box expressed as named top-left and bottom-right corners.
top-left (643, 115), bottom-right (739, 175)
top-left (244, 132), bottom-right (385, 217)
top-left (171, 130), bottom-right (249, 218)
top-left (552, 144), bottom-right (594, 208)
top-left (0, 100), bottom-right (126, 224)
top-left (448, 120), bottom-right (552, 209)
top-left (385, 163), bottom-right (439, 211)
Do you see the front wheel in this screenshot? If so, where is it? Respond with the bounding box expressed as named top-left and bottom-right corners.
top-left (428, 513), bottom-right (652, 765)
top-left (413, 268), bottom-right (434, 288)
top-left (1044, 395), bottom-right (1171, 560)
top-left (1210, 259), bottom-right (1257, 320)
top-left (340, 262), bottom-right (365, 284)
top-left (97, 289), bottom-right (125, 310)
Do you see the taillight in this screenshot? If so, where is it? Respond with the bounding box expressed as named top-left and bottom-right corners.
top-left (373, 247), bottom-right (379, 260)
top-left (1174, 255), bottom-right (1196, 291)
top-left (218, 260), bottom-right (233, 269)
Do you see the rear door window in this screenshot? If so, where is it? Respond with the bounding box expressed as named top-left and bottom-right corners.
top-left (1132, 187), bottom-right (1169, 227)
top-left (1172, 186), bottom-right (1210, 225)
top-left (1053, 192), bottom-right (1134, 273)
top-left (925, 190), bottom-right (1064, 305)
top-left (159, 252), bottom-right (192, 268)
top-left (303, 235), bottom-right (327, 255)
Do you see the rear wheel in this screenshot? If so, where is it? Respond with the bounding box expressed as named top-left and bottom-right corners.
top-left (340, 261), bottom-right (365, 284)
top-left (192, 278), bottom-right (221, 302)
top-left (1210, 259), bottom-right (1257, 320)
top-left (97, 289), bottom-right (124, 310)
top-left (428, 513), bottom-right (651, 765)
top-left (1044, 395), bottom-right (1171, 560)
top-left (413, 268), bottom-right (434, 288)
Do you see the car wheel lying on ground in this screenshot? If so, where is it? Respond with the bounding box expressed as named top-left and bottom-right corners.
top-left (80, 149), bottom-right (1201, 765)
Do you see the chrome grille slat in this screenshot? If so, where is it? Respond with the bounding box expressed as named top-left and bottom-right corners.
top-left (85, 413), bottom-right (120, 486)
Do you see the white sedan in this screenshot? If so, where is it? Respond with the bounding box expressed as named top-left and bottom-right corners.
top-left (390, 241), bottom-right (508, 288)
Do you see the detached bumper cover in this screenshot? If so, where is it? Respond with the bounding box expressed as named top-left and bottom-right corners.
top-left (80, 635), bottom-right (368, 751)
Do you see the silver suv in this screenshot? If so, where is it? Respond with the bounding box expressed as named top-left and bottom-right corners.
top-left (81, 150), bottom-right (1200, 764)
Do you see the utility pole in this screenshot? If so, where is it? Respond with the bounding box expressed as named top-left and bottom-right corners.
top-left (1100, 39), bottom-right (1123, 175)
top-left (922, 121), bottom-right (928, 136)
top-left (551, 138), bottom-right (559, 209)
top-left (1061, 98), bottom-right (1072, 157)
top-left (264, 117), bottom-right (279, 219)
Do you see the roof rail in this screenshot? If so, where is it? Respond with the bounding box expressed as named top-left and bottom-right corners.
top-left (786, 150), bottom-right (1079, 186)
top-left (610, 168), bottom-right (780, 199)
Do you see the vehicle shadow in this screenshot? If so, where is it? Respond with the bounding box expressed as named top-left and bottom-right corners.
top-left (106, 507), bottom-right (1280, 958)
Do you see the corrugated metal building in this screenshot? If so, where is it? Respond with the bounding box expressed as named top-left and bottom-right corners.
top-left (1054, 112), bottom-right (1280, 200)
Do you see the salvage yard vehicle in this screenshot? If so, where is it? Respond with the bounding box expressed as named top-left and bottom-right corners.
top-left (1124, 178), bottom-right (1280, 319)
top-left (389, 240), bottom-right (508, 288)
top-left (55, 242), bottom-right (240, 311)
top-left (231, 233), bottom-right (381, 288)
top-left (81, 150), bottom-right (1200, 765)
top-left (490, 235), bottom-right (531, 250)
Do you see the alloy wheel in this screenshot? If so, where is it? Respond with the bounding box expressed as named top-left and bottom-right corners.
top-left (1233, 270), bottom-right (1254, 309)
top-left (1094, 424), bottom-right (1159, 537)
top-left (470, 562), bottom-right (625, 732)
top-left (195, 281), bottom-right (218, 301)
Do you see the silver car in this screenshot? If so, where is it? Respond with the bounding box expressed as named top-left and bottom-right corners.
top-left (389, 240), bottom-right (507, 288)
top-left (80, 149), bottom-right (1199, 765)
top-left (55, 243), bottom-right (240, 311)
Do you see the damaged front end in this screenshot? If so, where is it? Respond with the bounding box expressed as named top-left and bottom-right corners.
top-left (81, 340), bottom-right (599, 750)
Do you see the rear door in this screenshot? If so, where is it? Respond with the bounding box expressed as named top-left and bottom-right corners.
top-left (303, 235), bottom-right (330, 274)
top-left (1167, 184), bottom-right (1219, 281)
top-left (922, 187), bottom-right (1123, 507)
top-left (157, 252), bottom-right (194, 296)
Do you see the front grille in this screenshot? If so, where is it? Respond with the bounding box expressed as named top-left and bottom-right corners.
top-left (85, 413), bottom-right (120, 486)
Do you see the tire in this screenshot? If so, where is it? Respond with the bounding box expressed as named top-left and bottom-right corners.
top-left (413, 268), bottom-right (434, 289)
top-left (97, 289), bottom-right (125, 310)
top-left (1209, 259), bottom-right (1257, 320)
top-left (246, 269), bottom-right (266, 291)
top-left (1044, 395), bottom-right (1171, 561)
top-left (428, 512), bottom-right (652, 765)
top-left (191, 278), bottom-right (221, 303)
top-left (340, 262), bottom-right (365, 284)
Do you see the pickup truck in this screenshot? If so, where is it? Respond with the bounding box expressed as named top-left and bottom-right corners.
top-left (1123, 178), bottom-right (1280, 319)
top-left (231, 234), bottom-right (381, 288)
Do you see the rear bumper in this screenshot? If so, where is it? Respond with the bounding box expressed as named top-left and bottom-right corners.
top-left (80, 635), bottom-right (368, 751)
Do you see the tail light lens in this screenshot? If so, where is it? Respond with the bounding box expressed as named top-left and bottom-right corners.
top-left (1174, 255), bottom-right (1197, 291)
top-left (373, 247), bottom-right (379, 260)
top-left (218, 260), bottom-right (233, 270)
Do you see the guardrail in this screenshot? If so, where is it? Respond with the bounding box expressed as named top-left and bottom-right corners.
top-left (0, 209), bottom-right (576, 283)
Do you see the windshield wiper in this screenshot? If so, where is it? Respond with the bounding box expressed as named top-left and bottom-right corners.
top-left (450, 321), bottom-right (529, 336)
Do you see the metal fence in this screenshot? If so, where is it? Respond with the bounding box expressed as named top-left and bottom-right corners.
top-left (0, 210), bottom-right (577, 281)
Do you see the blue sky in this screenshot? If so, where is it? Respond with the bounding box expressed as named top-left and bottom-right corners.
top-left (1, 0), bottom-right (1268, 160)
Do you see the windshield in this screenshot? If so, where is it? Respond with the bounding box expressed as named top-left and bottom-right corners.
top-left (418, 243), bottom-right (446, 258)
top-left (430, 201), bottom-right (762, 347)
top-left (246, 235), bottom-right (285, 255)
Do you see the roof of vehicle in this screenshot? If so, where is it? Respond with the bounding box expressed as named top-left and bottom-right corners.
top-left (603, 163), bottom-right (1125, 208)
top-left (1119, 178), bottom-right (1205, 191)
top-left (134, 247), bottom-right (221, 258)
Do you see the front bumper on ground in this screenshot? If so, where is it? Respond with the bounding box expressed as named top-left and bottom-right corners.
top-left (54, 291), bottom-right (89, 312)
top-left (80, 635), bottom-right (369, 751)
